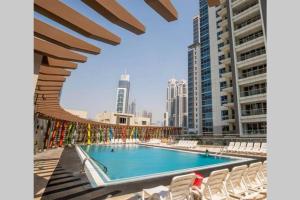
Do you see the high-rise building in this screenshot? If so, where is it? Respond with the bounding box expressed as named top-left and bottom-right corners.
top-left (214, 0), bottom-right (267, 136)
top-left (188, 16), bottom-right (201, 134)
top-left (188, 0), bottom-right (222, 135)
top-left (128, 100), bottom-right (136, 115)
top-left (166, 79), bottom-right (188, 129)
top-left (116, 73), bottom-right (130, 113)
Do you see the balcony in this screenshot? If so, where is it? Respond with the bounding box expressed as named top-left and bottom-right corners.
top-left (222, 115), bottom-right (235, 123)
top-left (220, 19), bottom-right (228, 28)
top-left (233, 3), bottom-right (260, 24)
top-left (232, 0), bottom-right (251, 10)
top-left (243, 128), bottom-right (267, 135)
top-left (238, 47), bottom-right (266, 62)
top-left (221, 85), bottom-right (233, 94)
top-left (220, 30), bottom-right (229, 40)
top-left (235, 36), bottom-right (265, 53)
top-left (239, 67), bottom-right (266, 79)
top-left (234, 19), bottom-right (262, 38)
top-left (221, 57), bottom-right (231, 66)
top-left (237, 54), bottom-right (266, 69)
top-left (240, 87), bottom-right (266, 97)
top-left (241, 108), bottom-right (266, 116)
top-left (218, 6), bottom-right (227, 17)
top-left (221, 70), bottom-right (232, 79)
top-left (220, 43), bottom-right (230, 53)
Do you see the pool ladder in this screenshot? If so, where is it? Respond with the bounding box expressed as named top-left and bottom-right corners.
top-left (215, 147), bottom-right (225, 158)
top-left (81, 157), bottom-right (108, 174)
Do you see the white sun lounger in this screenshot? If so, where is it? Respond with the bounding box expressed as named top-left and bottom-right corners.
top-left (236, 142), bottom-right (247, 153)
top-left (223, 142), bottom-right (235, 152)
top-left (249, 143), bottom-right (261, 154)
top-left (230, 142), bottom-right (241, 152)
top-left (243, 162), bottom-right (267, 194)
top-left (142, 173), bottom-right (196, 200)
top-left (257, 143), bottom-right (267, 155)
top-left (240, 142), bottom-right (253, 154)
top-left (193, 169), bottom-right (229, 200)
top-left (225, 165), bottom-right (261, 199)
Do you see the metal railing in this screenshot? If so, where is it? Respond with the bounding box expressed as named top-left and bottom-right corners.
top-left (243, 129), bottom-right (267, 134)
top-left (240, 87), bottom-right (266, 97)
top-left (236, 30), bottom-right (264, 46)
top-left (233, 0), bottom-right (258, 16)
top-left (81, 157), bottom-right (108, 174)
top-left (241, 108), bottom-right (267, 116)
top-left (235, 15), bottom-right (261, 30)
top-left (238, 47), bottom-right (266, 62)
top-left (239, 66), bottom-right (266, 79)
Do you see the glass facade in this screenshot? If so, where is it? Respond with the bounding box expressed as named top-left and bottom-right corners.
top-left (199, 0), bottom-right (213, 133)
top-left (188, 49), bottom-right (195, 128)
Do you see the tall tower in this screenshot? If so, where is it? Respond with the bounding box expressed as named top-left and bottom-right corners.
top-left (214, 0), bottom-right (267, 136)
top-left (188, 16), bottom-right (201, 134)
top-left (187, 0), bottom-right (222, 135)
top-left (116, 73), bottom-right (130, 113)
top-left (166, 79), bottom-right (188, 129)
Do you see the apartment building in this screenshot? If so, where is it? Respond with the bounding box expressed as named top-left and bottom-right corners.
top-left (214, 0), bottom-right (267, 136)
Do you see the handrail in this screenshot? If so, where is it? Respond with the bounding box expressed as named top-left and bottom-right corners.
top-left (81, 157), bottom-right (108, 174)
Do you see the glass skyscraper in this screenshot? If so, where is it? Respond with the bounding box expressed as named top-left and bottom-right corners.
top-left (116, 74), bottom-right (130, 113)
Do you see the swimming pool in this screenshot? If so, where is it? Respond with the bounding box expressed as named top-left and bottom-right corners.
top-left (77, 144), bottom-right (251, 186)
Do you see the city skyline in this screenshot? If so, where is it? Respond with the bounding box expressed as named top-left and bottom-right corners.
top-left (33, 0), bottom-right (199, 122)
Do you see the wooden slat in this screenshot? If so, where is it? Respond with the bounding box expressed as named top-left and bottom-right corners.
top-left (38, 74), bottom-right (66, 82)
top-left (144, 0), bottom-right (178, 22)
top-left (34, 19), bottom-right (101, 54)
top-left (37, 86), bottom-right (61, 91)
top-left (47, 57), bottom-right (78, 69)
top-left (39, 65), bottom-right (71, 76)
top-left (36, 80), bottom-right (64, 87)
top-left (36, 93), bottom-right (60, 98)
top-left (34, 0), bottom-right (121, 45)
top-left (35, 37), bottom-right (87, 62)
top-left (35, 90), bottom-right (60, 95)
top-left (208, 0), bottom-right (220, 7)
top-left (82, 0), bottom-right (145, 35)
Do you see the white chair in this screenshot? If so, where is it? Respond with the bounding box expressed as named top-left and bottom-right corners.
top-left (249, 143), bottom-right (261, 154)
top-left (193, 169), bottom-right (229, 200)
top-left (257, 143), bottom-right (267, 155)
top-left (240, 142), bottom-right (253, 154)
top-left (223, 142), bottom-right (235, 152)
top-left (225, 165), bottom-right (261, 199)
top-left (142, 173), bottom-right (196, 200)
top-left (258, 160), bottom-right (267, 186)
top-left (243, 162), bottom-right (267, 194)
top-left (230, 142), bottom-right (241, 152)
top-left (236, 142), bottom-right (247, 153)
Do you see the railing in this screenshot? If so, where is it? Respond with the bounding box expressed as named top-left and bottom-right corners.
top-left (221, 100), bottom-right (234, 105)
top-left (81, 157), bottom-right (108, 174)
top-left (173, 134), bottom-right (266, 146)
top-left (239, 66), bottom-right (266, 79)
top-left (241, 108), bottom-right (267, 116)
top-left (236, 30), bottom-right (264, 46)
top-left (235, 15), bottom-right (261, 30)
top-left (221, 83), bottom-right (233, 91)
top-left (240, 87), bottom-right (266, 97)
top-left (233, 0), bottom-right (258, 16)
top-left (238, 47), bottom-right (266, 62)
top-left (243, 129), bottom-right (267, 134)
top-left (222, 115), bottom-right (235, 120)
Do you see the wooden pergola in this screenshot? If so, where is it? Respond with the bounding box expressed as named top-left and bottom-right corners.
top-left (34, 0), bottom-right (181, 134)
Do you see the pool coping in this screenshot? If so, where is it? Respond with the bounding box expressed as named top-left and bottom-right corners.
top-left (76, 144), bottom-right (254, 187)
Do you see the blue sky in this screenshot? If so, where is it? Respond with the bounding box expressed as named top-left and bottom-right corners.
top-left (35, 0), bottom-right (198, 122)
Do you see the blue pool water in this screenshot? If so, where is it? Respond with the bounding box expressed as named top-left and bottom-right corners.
top-left (80, 145), bottom-right (238, 182)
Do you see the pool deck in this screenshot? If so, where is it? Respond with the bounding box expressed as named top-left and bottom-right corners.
top-left (35, 144), bottom-right (266, 200)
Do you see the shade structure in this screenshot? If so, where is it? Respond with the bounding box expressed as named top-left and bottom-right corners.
top-left (34, 0), bottom-right (182, 134)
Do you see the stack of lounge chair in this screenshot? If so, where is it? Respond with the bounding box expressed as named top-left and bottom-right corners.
top-left (147, 139), bottom-right (161, 144)
top-left (222, 142), bottom-right (267, 155)
top-left (142, 161), bottom-right (267, 200)
top-left (175, 140), bottom-right (198, 149)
